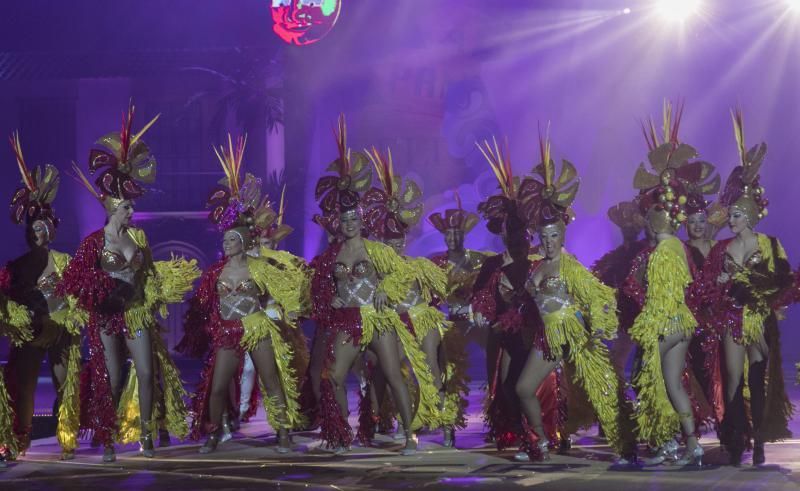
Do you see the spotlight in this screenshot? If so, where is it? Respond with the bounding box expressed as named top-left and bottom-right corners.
top-left (623, 7), bottom-right (631, 14)
top-left (655, 0), bottom-right (701, 22)
top-left (787, 0), bottom-right (800, 10)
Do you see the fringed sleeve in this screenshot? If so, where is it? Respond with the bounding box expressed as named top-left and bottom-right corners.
top-left (561, 253), bottom-right (618, 339)
top-left (408, 257), bottom-right (449, 303)
top-left (364, 240), bottom-right (415, 303)
top-left (49, 251), bottom-right (88, 336)
top-left (622, 248), bottom-right (651, 311)
top-left (310, 244), bottom-right (341, 324)
top-left (176, 264), bottom-right (223, 358)
top-left (56, 230), bottom-right (114, 312)
top-left (0, 295), bottom-right (32, 345)
top-left (248, 254), bottom-right (307, 318)
top-left (471, 257), bottom-right (503, 323)
top-left (629, 236), bottom-right (698, 447)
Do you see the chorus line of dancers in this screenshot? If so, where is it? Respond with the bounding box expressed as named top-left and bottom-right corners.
top-left (0, 100), bottom-right (797, 469)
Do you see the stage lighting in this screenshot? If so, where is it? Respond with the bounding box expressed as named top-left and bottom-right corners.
top-left (655, 0), bottom-right (701, 22)
top-left (623, 7), bottom-right (631, 15)
top-left (787, 0), bottom-right (800, 11)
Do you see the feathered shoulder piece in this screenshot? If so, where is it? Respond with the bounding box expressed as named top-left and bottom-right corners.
top-left (8, 131), bottom-right (60, 226)
top-left (362, 145), bottom-right (423, 240)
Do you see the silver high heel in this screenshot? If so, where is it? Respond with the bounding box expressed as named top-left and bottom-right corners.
top-left (644, 439), bottom-right (678, 465)
top-left (400, 431), bottom-right (418, 456)
top-left (675, 444), bottom-right (704, 467)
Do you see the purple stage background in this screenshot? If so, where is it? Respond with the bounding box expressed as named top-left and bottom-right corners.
top-left (0, 0), bottom-right (798, 371)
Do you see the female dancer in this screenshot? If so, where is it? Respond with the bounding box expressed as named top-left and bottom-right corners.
top-left (472, 135), bottom-right (627, 462)
top-left (624, 113), bottom-right (704, 465)
top-left (682, 176), bottom-right (727, 431)
top-left (58, 104), bottom-right (197, 462)
top-left (0, 273), bottom-right (32, 466)
top-left (2, 133), bottom-right (85, 460)
top-left (701, 109), bottom-right (795, 466)
top-left (428, 196), bottom-right (487, 444)
top-left (311, 115), bottom-right (439, 455)
top-left (179, 135), bottom-right (306, 454)
top-left (362, 146), bottom-right (458, 446)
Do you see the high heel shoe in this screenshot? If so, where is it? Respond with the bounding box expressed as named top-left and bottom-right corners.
top-left (676, 444), bottom-right (704, 467)
top-left (276, 430), bottom-right (291, 454)
top-left (61, 450), bottom-right (75, 461)
top-left (140, 420), bottom-right (156, 458)
top-left (644, 439), bottom-right (678, 465)
top-left (538, 439), bottom-right (551, 461)
top-left (443, 426), bottom-right (456, 448)
top-left (400, 431), bottom-right (418, 456)
top-left (140, 433), bottom-right (155, 458)
top-left (103, 444), bottom-right (116, 463)
top-left (220, 413), bottom-right (234, 443)
top-left (158, 429), bottom-right (171, 447)
top-left (753, 442), bottom-right (765, 466)
top-left (199, 429), bottom-right (221, 454)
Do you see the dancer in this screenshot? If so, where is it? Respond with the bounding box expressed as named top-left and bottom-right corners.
top-left (624, 106), bottom-right (704, 466)
top-left (58, 103), bottom-right (197, 462)
top-left (1, 133), bottom-right (85, 460)
top-left (362, 146), bottom-right (458, 446)
top-left (591, 201), bottom-right (649, 376)
top-left (311, 115), bottom-right (439, 455)
top-left (0, 274), bottom-right (32, 466)
top-left (179, 135), bottom-right (306, 454)
top-left (472, 134), bottom-right (627, 462)
top-left (700, 109), bottom-right (795, 466)
top-left (428, 196), bottom-right (487, 444)
top-left (682, 167), bottom-right (727, 431)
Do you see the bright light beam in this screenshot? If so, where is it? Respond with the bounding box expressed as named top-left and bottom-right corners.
top-left (655, 0), bottom-right (702, 23)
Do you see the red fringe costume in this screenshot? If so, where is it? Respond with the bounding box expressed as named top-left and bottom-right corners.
top-left (57, 229), bottom-right (127, 446)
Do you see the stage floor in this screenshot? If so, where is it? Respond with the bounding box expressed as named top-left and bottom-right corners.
top-left (2, 379), bottom-right (800, 491)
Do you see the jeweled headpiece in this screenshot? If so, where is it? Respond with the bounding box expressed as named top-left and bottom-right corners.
top-left (8, 132), bottom-right (60, 232)
top-left (607, 200), bottom-right (645, 234)
top-left (253, 179), bottom-right (293, 246)
top-left (314, 114), bottom-right (372, 215)
top-left (527, 124), bottom-right (580, 230)
top-left (72, 101), bottom-right (159, 213)
top-left (633, 100), bottom-right (699, 232)
top-left (206, 134), bottom-right (262, 247)
top-left (427, 191), bottom-right (480, 234)
top-left (475, 136), bottom-right (538, 236)
top-left (362, 146), bottom-right (423, 240)
top-left (719, 107), bottom-right (769, 226)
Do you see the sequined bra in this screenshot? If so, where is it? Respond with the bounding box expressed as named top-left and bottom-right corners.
top-left (334, 260), bottom-right (377, 306)
top-left (724, 250), bottom-right (763, 275)
top-left (101, 248), bottom-right (145, 284)
top-left (217, 277), bottom-right (262, 321)
top-left (37, 271), bottom-right (66, 314)
top-left (527, 274), bottom-right (573, 314)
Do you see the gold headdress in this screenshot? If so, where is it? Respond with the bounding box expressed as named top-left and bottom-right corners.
top-left (205, 134), bottom-right (263, 246)
top-left (427, 191), bottom-right (480, 234)
top-left (362, 145), bottom-right (423, 240)
top-left (8, 131), bottom-right (60, 229)
top-left (719, 107), bottom-right (768, 226)
top-left (475, 136), bottom-right (539, 235)
top-left (528, 123), bottom-right (580, 230)
top-left (73, 101), bottom-right (159, 213)
top-left (314, 114), bottom-right (372, 215)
